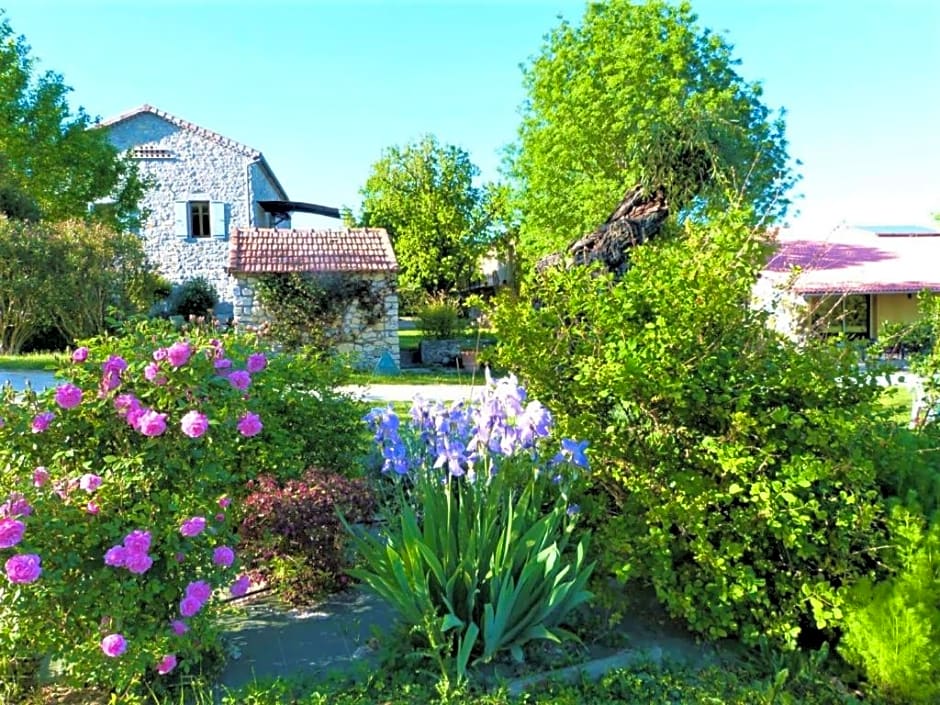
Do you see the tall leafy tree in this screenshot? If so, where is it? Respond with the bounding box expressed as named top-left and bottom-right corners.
top-left (354, 135), bottom-right (490, 298)
top-left (0, 217), bottom-right (159, 353)
top-left (511, 0), bottom-right (795, 257)
top-left (0, 13), bottom-right (144, 227)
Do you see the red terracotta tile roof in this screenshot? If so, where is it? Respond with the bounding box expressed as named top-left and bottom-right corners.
top-left (228, 228), bottom-right (398, 274)
top-left (765, 225), bottom-right (940, 295)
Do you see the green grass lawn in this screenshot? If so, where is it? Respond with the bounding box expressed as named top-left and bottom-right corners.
top-left (879, 384), bottom-right (913, 426)
top-left (0, 352), bottom-right (63, 370)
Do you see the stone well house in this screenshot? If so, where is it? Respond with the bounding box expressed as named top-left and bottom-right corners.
top-left (100, 104), bottom-right (399, 368)
top-left (228, 227), bottom-right (400, 369)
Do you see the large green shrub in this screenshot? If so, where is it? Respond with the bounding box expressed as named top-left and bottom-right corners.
top-left (492, 210), bottom-right (890, 646)
top-left (170, 277), bottom-right (218, 320)
top-left (416, 293), bottom-right (465, 340)
top-left (840, 507), bottom-right (940, 704)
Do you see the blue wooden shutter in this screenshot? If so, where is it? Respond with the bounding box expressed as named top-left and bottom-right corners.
top-left (210, 201), bottom-right (227, 239)
top-left (174, 201), bottom-right (188, 237)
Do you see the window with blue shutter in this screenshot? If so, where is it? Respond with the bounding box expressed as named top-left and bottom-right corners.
top-left (174, 201), bottom-right (188, 237)
top-left (210, 201), bottom-right (227, 239)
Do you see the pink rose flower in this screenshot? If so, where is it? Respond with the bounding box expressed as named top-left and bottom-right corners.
top-left (54, 383), bottom-right (83, 409)
top-left (114, 393), bottom-right (140, 417)
top-left (1, 493), bottom-right (31, 518)
top-left (167, 341), bottom-right (192, 368)
top-left (212, 546), bottom-right (235, 567)
top-left (32, 467), bottom-right (49, 487)
top-left (246, 353), bottom-right (267, 374)
top-left (180, 410), bottom-right (209, 439)
top-left (86, 501), bottom-right (99, 515)
top-left (214, 358), bottom-right (232, 373)
top-left (144, 362), bottom-right (165, 384)
top-left (218, 496), bottom-right (231, 509)
top-left (230, 574), bottom-right (251, 598)
top-left (99, 371), bottom-right (121, 394)
top-left (236, 412), bottom-right (263, 437)
top-left (104, 546), bottom-right (127, 567)
top-left (102, 355), bottom-right (128, 374)
top-left (185, 580), bottom-right (212, 603)
top-left (0, 518), bottom-right (25, 548)
top-left (100, 633), bottom-right (127, 658)
top-left (156, 653), bottom-right (177, 675)
top-left (170, 619), bottom-right (188, 635)
top-left (179, 595), bottom-right (204, 618)
top-left (152, 347), bottom-right (168, 361)
top-left (124, 551), bottom-right (154, 574)
top-left (71, 346), bottom-right (89, 363)
top-left (5, 554), bottom-right (41, 584)
top-left (79, 473), bottom-right (102, 493)
top-left (123, 530), bottom-right (152, 554)
top-left (31, 411), bottom-right (55, 433)
top-left (137, 410), bottom-right (168, 437)
top-left (228, 370), bottom-right (251, 391)
top-left (126, 406), bottom-right (146, 430)
top-left (180, 516), bottom-right (206, 538)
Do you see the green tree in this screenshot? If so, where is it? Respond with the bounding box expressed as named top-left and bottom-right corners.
top-left (0, 13), bottom-right (144, 228)
top-left (353, 135), bottom-right (490, 299)
top-left (510, 0), bottom-right (795, 257)
top-left (0, 217), bottom-right (158, 352)
top-left (46, 220), bottom-right (161, 343)
top-left (491, 208), bottom-right (892, 646)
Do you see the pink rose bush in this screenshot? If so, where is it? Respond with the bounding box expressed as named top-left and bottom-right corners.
top-left (0, 320), bottom-right (310, 691)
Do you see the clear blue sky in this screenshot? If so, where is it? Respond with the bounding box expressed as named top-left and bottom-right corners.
top-left (3, 0), bottom-right (939, 231)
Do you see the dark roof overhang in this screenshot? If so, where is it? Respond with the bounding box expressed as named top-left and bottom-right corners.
top-left (257, 200), bottom-right (341, 219)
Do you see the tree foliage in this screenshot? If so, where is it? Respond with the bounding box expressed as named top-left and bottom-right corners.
top-left (353, 135), bottom-right (490, 298)
top-left (0, 13), bottom-right (144, 228)
top-left (0, 217), bottom-right (158, 352)
top-left (510, 0), bottom-right (795, 257)
top-left (491, 208), bottom-right (897, 646)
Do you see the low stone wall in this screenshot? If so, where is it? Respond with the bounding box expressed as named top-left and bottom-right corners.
top-left (233, 272), bottom-right (400, 370)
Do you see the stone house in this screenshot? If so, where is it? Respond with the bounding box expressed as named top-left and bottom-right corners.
top-left (100, 104), bottom-right (399, 368)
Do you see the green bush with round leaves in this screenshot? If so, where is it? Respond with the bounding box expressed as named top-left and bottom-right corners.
top-left (491, 209), bottom-right (894, 647)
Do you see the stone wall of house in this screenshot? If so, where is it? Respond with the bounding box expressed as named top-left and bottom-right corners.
top-left (232, 272), bottom-right (400, 370)
top-left (249, 162), bottom-right (289, 228)
top-left (106, 113), bottom-right (283, 319)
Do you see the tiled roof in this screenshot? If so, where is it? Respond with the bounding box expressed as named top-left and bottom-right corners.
top-left (228, 228), bottom-right (398, 275)
top-left (765, 224), bottom-right (940, 295)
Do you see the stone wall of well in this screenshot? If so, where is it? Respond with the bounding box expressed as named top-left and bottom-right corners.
top-left (233, 272), bottom-right (400, 369)
top-left (107, 113), bottom-right (282, 319)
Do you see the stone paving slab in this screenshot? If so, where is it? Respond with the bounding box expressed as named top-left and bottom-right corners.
top-left (218, 587), bottom-right (398, 690)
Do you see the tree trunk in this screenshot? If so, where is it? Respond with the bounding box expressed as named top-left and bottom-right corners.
top-left (536, 185), bottom-right (669, 276)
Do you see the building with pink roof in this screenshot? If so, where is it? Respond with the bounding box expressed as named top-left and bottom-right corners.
top-left (764, 224), bottom-right (940, 338)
